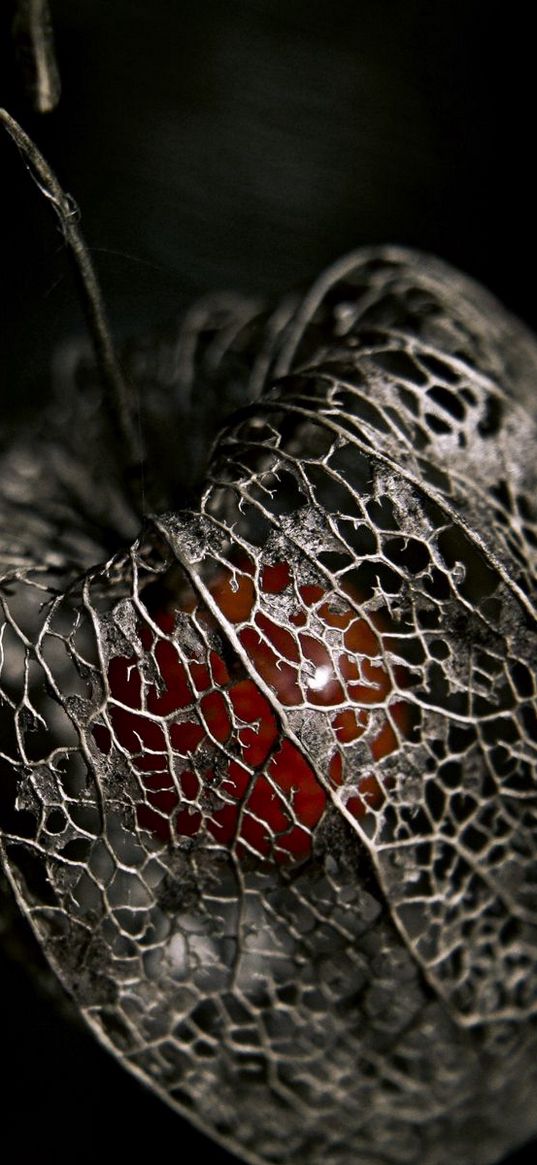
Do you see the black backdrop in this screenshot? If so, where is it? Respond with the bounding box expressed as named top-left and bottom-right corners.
top-left (0, 3), bottom-right (536, 1163)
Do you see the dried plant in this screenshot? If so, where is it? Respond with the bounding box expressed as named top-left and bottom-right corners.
top-left (1, 105), bottom-right (537, 1165)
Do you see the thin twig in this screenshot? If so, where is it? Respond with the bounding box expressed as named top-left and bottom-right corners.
top-left (11, 0), bottom-right (61, 114)
top-left (0, 107), bottom-right (147, 511)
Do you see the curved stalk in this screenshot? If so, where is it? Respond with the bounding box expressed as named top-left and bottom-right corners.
top-left (0, 107), bottom-right (148, 513)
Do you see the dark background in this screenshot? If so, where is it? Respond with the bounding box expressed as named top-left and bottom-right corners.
top-left (0, 3), bottom-right (536, 1163)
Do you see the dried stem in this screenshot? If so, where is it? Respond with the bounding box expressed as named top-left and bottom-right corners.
top-left (11, 0), bottom-right (61, 113)
top-left (0, 107), bottom-right (148, 513)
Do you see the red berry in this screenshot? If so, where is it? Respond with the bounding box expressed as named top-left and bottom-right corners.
top-left (94, 560), bottom-right (410, 863)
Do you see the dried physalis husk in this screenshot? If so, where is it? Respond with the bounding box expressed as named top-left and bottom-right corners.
top-left (1, 115), bottom-right (537, 1165)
